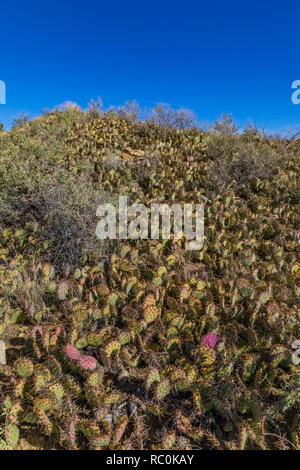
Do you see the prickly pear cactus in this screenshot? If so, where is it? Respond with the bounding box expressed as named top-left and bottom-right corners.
top-left (0, 110), bottom-right (299, 450)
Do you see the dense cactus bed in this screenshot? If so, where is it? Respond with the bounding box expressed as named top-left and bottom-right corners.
top-left (0, 109), bottom-right (299, 450)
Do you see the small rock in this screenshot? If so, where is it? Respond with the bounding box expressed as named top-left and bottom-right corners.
top-left (0, 341), bottom-right (6, 365)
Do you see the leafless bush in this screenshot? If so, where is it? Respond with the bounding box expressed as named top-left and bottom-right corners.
top-left (117, 100), bottom-right (141, 122)
top-left (57, 101), bottom-right (81, 112)
top-left (149, 103), bottom-right (197, 129)
top-left (208, 113), bottom-right (238, 135)
top-left (30, 178), bottom-right (117, 271)
top-left (88, 97), bottom-right (103, 118)
top-left (12, 112), bottom-right (30, 129)
top-left (242, 121), bottom-right (260, 138)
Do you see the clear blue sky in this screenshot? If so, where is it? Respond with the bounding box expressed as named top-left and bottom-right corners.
top-left (1, 0), bottom-right (300, 131)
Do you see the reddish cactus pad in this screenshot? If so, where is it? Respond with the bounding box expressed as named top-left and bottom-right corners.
top-left (79, 356), bottom-right (97, 370)
top-left (65, 344), bottom-right (81, 361)
top-left (201, 333), bottom-right (217, 348)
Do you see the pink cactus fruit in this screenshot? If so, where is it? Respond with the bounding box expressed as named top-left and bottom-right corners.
top-left (65, 343), bottom-right (81, 361)
top-left (201, 332), bottom-right (217, 348)
top-left (79, 355), bottom-right (97, 371)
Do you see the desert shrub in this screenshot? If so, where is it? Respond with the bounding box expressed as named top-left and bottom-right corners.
top-left (242, 121), bottom-right (263, 140)
top-left (0, 112), bottom-right (117, 270)
top-left (133, 119), bottom-right (171, 140)
top-left (12, 112), bottom-right (30, 129)
top-left (205, 132), bottom-right (289, 192)
top-left (87, 97), bottom-right (103, 118)
top-left (0, 263), bottom-right (47, 320)
top-left (0, 157), bottom-right (116, 269)
top-left (57, 101), bottom-right (81, 112)
top-left (149, 103), bottom-right (197, 129)
top-left (117, 100), bottom-right (141, 122)
top-left (0, 122), bottom-right (68, 221)
top-left (30, 177), bottom-right (117, 269)
top-left (212, 113), bottom-right (238, 135)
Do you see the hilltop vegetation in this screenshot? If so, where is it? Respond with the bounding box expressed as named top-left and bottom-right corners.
top-left (0, 105), bottom-right (299, 450)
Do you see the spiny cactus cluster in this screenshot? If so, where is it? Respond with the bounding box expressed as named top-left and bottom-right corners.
top-left (0, 109), bottom-right (299, 450)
